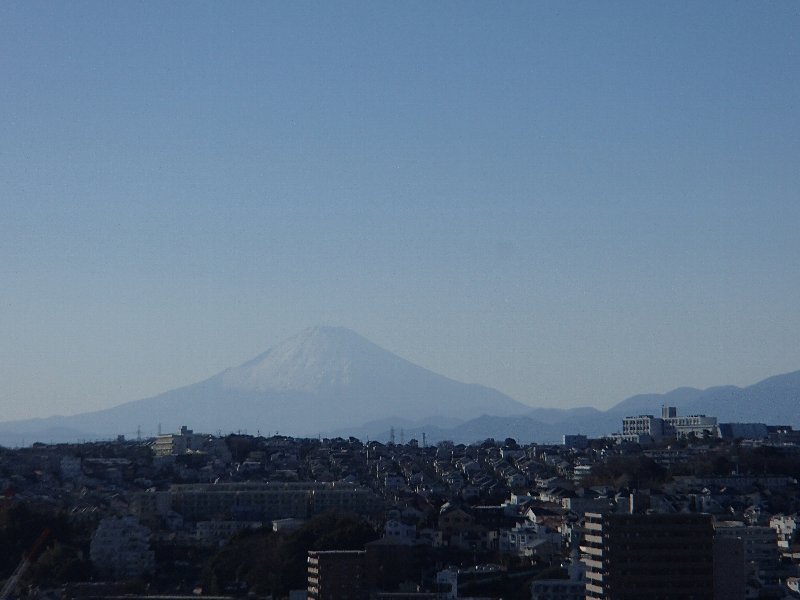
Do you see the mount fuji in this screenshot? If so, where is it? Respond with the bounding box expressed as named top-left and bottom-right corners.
top-left (0, 326), bottom-right (531, 445)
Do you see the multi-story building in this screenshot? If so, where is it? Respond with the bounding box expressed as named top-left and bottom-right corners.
top-left (714, 522), bottom-right (778, 575)
top-left (620, 406), bottom-right (717, 443)
top-left (621, 415), bottom-right (666, 442)
top-left (311, 484), bottom-right (381, 514)
top-left (582, 512), bottom-right (715, 599)
top-left (152, 425), bottom-right (206, 456)
top-left (713, 535), bottom-right (746, 600)
top-left (665, 414), bottom-right (718, 438)
top-left (90, 516), bottom-right (155, 580)
top-left (135, 481), bottom-right (381, 523)
top-left (151, 425), bottom-right (233, 461)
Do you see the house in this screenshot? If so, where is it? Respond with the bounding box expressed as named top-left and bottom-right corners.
top-left (438, 503), bottom-right (474, 535)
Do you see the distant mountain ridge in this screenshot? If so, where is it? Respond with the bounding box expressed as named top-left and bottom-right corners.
top-left (0, 326), bottom-right (798, 446)
top-left (378, 370), bottom-right (800, 444)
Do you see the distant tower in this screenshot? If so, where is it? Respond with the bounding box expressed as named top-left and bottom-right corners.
top-left (389, 427), bottom-right (395, 446)
top-left (136, 425), bottom-right (141, 441)
top-left (422, 432), bottom-right (427, 448)
top-left (400, 428), bottom-right (405, 445)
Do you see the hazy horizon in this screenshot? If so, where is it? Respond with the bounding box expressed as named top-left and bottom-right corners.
top-left (2, 3), bottom-right (799, 422)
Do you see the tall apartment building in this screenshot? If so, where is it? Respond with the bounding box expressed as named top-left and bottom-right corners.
top-left (714, 522), bottom-right (778, 581)
top-left (712, 535), bottom-right (746, 600)
top-left (582, 512), bottom-right (715, 599)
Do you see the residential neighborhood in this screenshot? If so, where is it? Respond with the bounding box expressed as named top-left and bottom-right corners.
top-left (2, 408), bottom-right (800, 600)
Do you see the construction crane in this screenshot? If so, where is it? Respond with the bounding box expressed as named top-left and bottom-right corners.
top-left (0, 528), bottom-right (50, 600)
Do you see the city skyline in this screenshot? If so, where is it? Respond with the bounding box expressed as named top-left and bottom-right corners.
top-left (2, 2), bottom-right (799, 422)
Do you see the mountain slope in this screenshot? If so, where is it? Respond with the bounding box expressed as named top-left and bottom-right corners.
top-left (361, 371), bottom-right (800, 444)
top-left (0, 327), bottom-right (530, 443)
top-left (680, 370), bottom-right (800, 425)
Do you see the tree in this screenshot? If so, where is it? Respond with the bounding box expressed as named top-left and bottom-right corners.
top-left (201, 511), bottom-right (377, 597)
top-left (587, 456), bottom-right (667, 488)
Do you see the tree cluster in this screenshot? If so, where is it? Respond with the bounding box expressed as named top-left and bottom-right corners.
top-left (201, 511), bottom-right (377, 597)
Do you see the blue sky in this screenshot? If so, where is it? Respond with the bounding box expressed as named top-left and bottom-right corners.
top-left (2, 2), bottom-right (799, 422)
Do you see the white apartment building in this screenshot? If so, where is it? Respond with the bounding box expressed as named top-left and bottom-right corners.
top-left (620, 406), bottom-right (717, 443)
top-left (151, 425), bottom-right (231, 461)
top-left (90, 516), bottom-right (154, 580)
